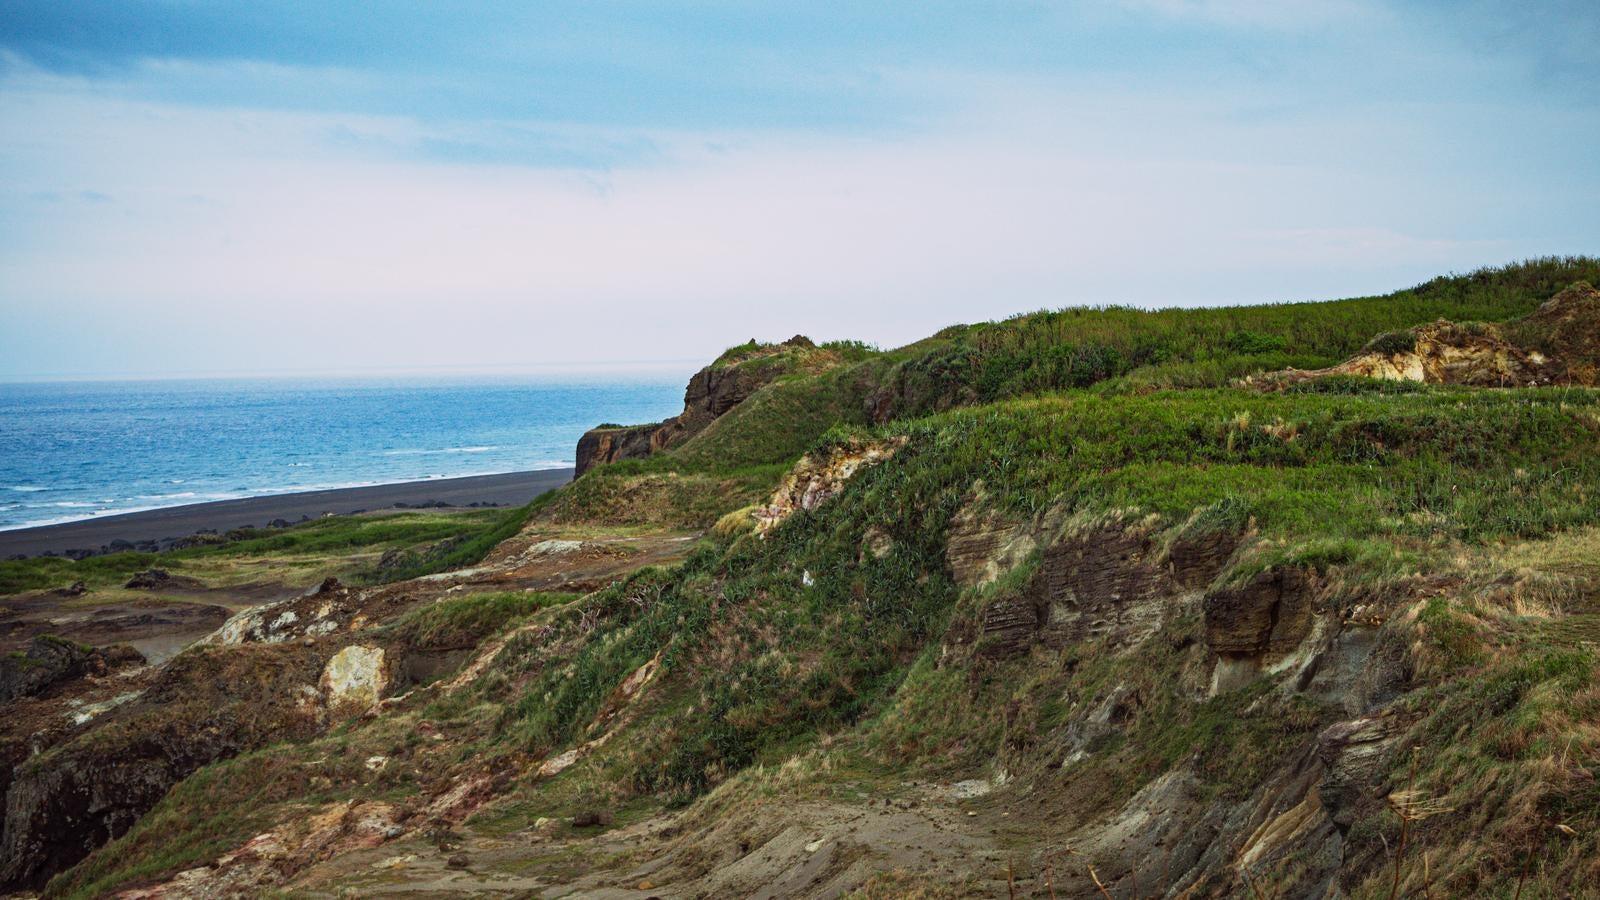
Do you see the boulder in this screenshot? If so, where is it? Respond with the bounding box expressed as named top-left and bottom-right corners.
top-left (0, 636), bottom-right (93, 702)
top-left (320, 645), bottom-right (389, 710)
top-left (0, 638), bottom-right (143, 703)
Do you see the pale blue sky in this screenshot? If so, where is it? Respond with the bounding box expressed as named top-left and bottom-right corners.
top-left (1, 1), bottom-right (1597, 379)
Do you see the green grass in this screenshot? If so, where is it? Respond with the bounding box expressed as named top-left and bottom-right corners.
top-left (896, 387), bottom-right (1600, 542)
top-left (1341, 643), bottom-right (1600, 896)
top-left (33, 258), bottom-right (1600, 897)
top-left (0, 504), bottom-right (544, 596)
top-left (489, 378), bottom-right (1600, 814)
top-left (670, 363), bottom-right (884, 471)
top-left (535, 462), bottom-right (783, 529)
top-left (567, 258), bottom-right (1600, 510)
top-left (387, 590), bottom-right (578, 649)
top-left (873, 257), bottom-right (1600, 411)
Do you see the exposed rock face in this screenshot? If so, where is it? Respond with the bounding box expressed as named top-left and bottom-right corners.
top-left (321, 645), bottom-right (388, 711)
top-left (753, 437), bottom-right (908, 533)
top-left (575, 335), bottom-right (830, 476)
top-left (1204, 567), bottom-right (1316, 656)
top-left (937, 509), bottom-right (1432, 897)
top-left (574, 423), bottom-right (662, 477)
top-left (206, 577), bottom-right (357, 645)
top-left (1513, 280), bottom-right (1600, 383)
top-left (0, 636), bottom-right (144, 703)
top-left (1255, 281), bottom-right (1600, 389)
top-left (0, 642), bottom-right (327, 890)
top-left (944, 491), bottom-right (1034, 589)
top-left (1204, 567), bottom-right (1318, 693)
top-left (1035, 523), bottom-right (1170, 650)
top-left (1268, 321), bottom-right (1562, 387)
top-left (955, 515), bottom-right (1236, 661)
top-left (1317, 712), bottom-right (1408, 831)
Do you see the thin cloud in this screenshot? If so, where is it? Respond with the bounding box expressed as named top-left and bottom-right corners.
top-left (1115, 0), bottom-right (1375, 28)
top-left (1, 3), bottom-right (1596, 378)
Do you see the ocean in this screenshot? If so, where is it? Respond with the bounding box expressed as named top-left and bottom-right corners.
top-left (0, 375), bottom-right (687, 531)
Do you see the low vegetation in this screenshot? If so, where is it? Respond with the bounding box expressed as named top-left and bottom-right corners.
top-left (20, 258), bottom-right (1600, 897)
top-left (387, 590), bottom-right (578, 649)
top-left (0, 506), bottom-right (536, 596)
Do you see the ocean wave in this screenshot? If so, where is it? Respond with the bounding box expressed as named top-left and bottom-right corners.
top-left (0, 467), bottom-right (569, 531)
top-left (382, 446), bottom-right (498, 456)
top-left (0, 505), bottom-right (176, 532)
top-left (6, 485), bottom-right (50, 492)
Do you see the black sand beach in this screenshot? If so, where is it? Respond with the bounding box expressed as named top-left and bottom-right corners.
top-left (0, 469), bottom-right (572, 559)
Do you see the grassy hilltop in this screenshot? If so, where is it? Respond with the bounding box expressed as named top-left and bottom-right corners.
top-left (12, 256), bottom-right (1600, 898)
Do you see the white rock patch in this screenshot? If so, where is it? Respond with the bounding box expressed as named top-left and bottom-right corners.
top-left (320, 645), bottom-right (388, 709)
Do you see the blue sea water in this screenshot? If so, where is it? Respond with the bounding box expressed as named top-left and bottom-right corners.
top-left (0, 375), bottom-right (686, 530)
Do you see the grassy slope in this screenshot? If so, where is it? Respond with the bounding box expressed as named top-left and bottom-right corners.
top-left (0, 504), bottom-right (545, 596)
top-left (547, 257), bottom-right (1600, 529)
top-left (888, 255), bottom-right (1600, 404)
top-left (44, 258), bottom-right (1600, 897)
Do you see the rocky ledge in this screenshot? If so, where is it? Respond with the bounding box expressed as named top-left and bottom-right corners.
top-left (575, 335), bottom-right (834, 475)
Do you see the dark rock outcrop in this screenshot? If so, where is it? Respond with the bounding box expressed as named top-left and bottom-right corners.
top-left (574, 422), bottom-right (663, 477)
top-left (124, 568), bottom-right (172, 589)
top-left (953, 512), bottom-right (1244, 661)
top-left (575, 336), bottom-right (827, 476)
top-left (966, 522), bottom-right (1169, 661)
top-left (0, 636), bottom-right (144, 703)
top-left (1, 636), bottom-right (92, 703)
top-left (1203, 567), bottom-right (1316, 658)
top-left (0, 642), bottom-right (327, 891)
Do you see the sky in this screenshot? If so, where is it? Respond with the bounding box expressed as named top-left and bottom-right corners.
top-left (1, 1), bottom-right (1597, 380)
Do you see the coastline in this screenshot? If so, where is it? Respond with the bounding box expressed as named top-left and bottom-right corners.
top-left (0, 468), bottom-right (572, 560)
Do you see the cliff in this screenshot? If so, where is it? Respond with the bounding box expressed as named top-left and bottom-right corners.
top-left (9, 258), bottom-right (1600, 898)
top-left (574, 334), bottom-right (841, 476)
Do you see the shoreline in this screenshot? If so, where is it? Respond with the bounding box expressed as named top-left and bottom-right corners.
top-left (0, 468), bottom-right (572, 560)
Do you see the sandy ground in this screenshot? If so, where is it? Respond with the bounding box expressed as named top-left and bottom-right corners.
top-left (0, 469), bottom-right (573, 559)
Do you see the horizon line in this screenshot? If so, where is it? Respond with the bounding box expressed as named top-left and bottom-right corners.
top-left (0, 358), bottom-right (708, 385)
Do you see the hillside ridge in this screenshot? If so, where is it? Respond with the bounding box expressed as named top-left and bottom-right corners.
top-left (5, 257), bottom-right (1600, 898)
